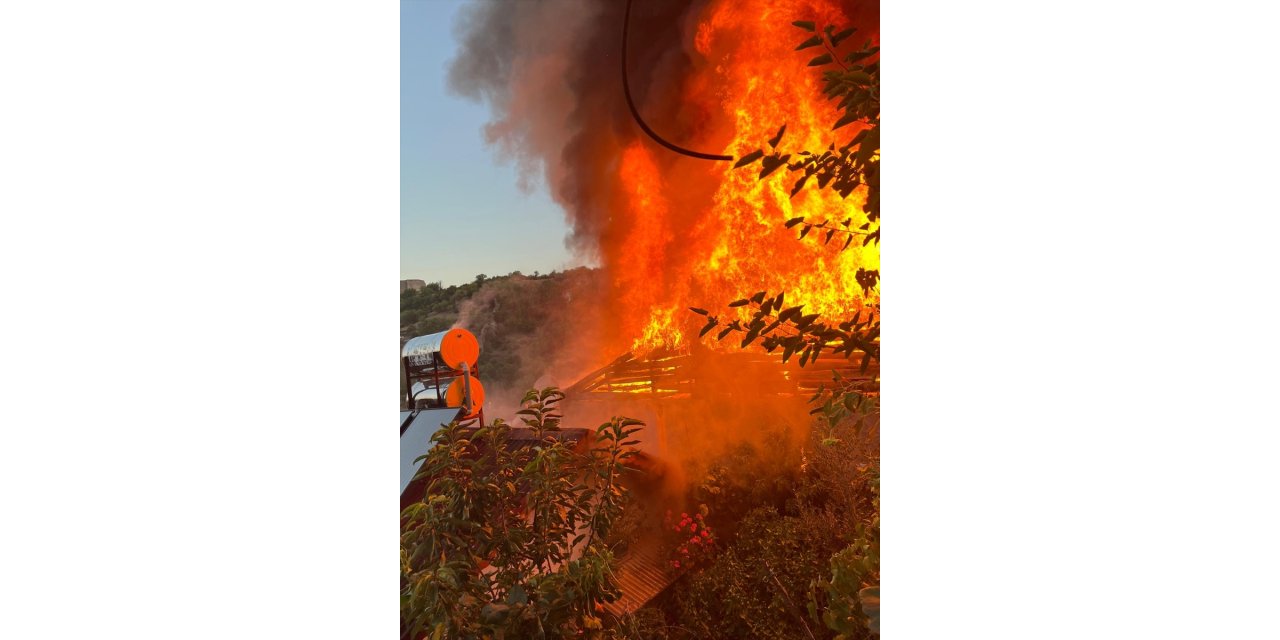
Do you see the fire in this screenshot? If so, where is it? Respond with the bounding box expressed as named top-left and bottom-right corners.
top-left (612, 0), bottom-right (879, 354)
top-left (617, 144), bottom-right (686, 352)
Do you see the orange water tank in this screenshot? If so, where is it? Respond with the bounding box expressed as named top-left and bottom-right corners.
top-left (402, 328), bottom-right (480, 370)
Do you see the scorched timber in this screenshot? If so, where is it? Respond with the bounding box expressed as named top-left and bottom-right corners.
top-left (567, 349), bottom-right (878, 398)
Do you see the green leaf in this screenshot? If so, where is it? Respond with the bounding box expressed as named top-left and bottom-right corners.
top-left (857, 125), bottom-right (880, 164)
top-left (845, 46), bottom-right (880, 64)
top-left (699, 319), bottom-right (717, 337)
top-left (830, 27), bottom-right (857, 46)
top-left (728, 298), bottom-right (750, 307)
top-left (759, 155), bottom-right (785, 179)
top-left (768, 124), bottom-right (787, 148)
top-left (733, 149), bottom-right (765, 168)
top-left (791, 175), bottom-right (809, 197)
top-left (689, 307), bottom-right (709, 315)
top-left (795, 35), bottom-right (823, 50)
top-left (779, 305), bottom-right (804, 322)
top-left (808, 53), bottom-right (834, 67)
top-left (833, 111), bottom-right (860, 130)
top-left (792, 20), bottom-right (816, 31)
top-left (785, 216), bottom-right (805, 229)
top-left (843, 394), bottom-right (861, 412)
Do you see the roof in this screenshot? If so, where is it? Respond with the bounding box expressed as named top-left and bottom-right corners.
top-left (568, 348), bottom-right (879, 398)
top-left (604, 540), bottom-right (677, 617)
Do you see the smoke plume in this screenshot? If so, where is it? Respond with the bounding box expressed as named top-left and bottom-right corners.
top-left (445, 0), bottom-right (880, 485)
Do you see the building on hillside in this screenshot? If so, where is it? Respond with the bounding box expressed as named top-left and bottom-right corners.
top-left (400, 279), bottom-right (426, 293)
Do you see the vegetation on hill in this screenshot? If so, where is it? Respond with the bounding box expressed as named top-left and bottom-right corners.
top-left (400, 268), bottom-right (606, 400)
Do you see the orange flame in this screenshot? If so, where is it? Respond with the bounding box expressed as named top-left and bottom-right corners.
top-left (607, 0), bottom-right (878, 355)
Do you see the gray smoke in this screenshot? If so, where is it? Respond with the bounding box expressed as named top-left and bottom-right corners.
top-left (446, 0), bottom-right (712, 258)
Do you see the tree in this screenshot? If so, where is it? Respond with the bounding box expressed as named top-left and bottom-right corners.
top-left (692, 19), bottom-right (880, 379)
top-left (685, 19), bottom-right (882, 638)
top-left (741, 20), bottom-right (880, 270)
top-left (400, 387), bottom-right (644, 639)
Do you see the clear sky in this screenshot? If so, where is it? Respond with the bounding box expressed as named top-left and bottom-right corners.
top-left (401, 0), bottom-right (576, 286)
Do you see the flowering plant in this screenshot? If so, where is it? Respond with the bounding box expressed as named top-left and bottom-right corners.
top-left (663, 509), bottom-right (716, 571)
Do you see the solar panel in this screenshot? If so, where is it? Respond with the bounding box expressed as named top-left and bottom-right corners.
top-left (400, 408), bottom-right (460, 494)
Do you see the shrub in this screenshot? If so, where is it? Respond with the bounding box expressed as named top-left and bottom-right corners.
top-left (399, 388), bottom-right (643, 639)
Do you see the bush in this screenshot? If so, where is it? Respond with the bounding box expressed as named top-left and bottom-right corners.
top-left (670, 507), bottom-right (835, 639)
top-left (658, 407), bottom-right (879, 640)
top-left (400, 388), bottom-right (644, 639)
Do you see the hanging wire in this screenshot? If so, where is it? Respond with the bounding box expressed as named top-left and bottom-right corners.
top-left (622, 0), bottom-right (733, 162)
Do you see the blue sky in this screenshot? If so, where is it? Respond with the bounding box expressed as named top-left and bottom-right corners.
top-left (401, 0), bottom-right (576, 286)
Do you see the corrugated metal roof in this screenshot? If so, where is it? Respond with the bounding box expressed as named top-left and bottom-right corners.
top-left (605, 541), bottom-right (676, 617)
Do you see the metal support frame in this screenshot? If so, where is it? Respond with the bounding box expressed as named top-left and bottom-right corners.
top-left (402, 352), bottom-right (483, 424)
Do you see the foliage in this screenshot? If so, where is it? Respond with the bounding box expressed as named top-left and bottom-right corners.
top-left (807, 369), bottom-right (879, 446)
top-left (399, 387), bottom-right (644, 639)
top-left (735, 21), bottom-right (880, 283)
top-left (516, 386), bottom-right (567, 435)
top-left (690, 289), bottom-right (879, 371)
top-left (808, 466), bottom-right (879, 639)
top-left (657, 406), bottom-right (879, 640)
top-left (670, 507), bottom-right (832, 640)
top-left (399, 276), bottom-right (488, 338)
top-left (799, 401), bottom-right (880, 639)
top-left (691, 19), bottom-right (881, 369)
top-left (400, 267), bottom-right (606, 399)
top-left (612, 607), bottom-right (684, 640)
top-left (656, 17), bottom-right (881, 640)
top-left (692, 438), bottom-right (801, 525)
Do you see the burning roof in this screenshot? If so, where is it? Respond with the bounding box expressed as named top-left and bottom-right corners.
top-left (449, 0), bottom-right (879, 369)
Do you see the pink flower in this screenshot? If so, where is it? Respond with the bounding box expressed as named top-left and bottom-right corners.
top-left (690, 523), bottom-right (698, 532)
top-left (673, 561), bottom-right (680, 568)
top-left (701, 529), bottom-right (710, 537)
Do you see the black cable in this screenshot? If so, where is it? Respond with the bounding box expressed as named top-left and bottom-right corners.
top-left (622, 0), bottom-right (733, 162)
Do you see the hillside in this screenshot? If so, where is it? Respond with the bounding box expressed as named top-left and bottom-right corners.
top-left (399, 267), bottom-right (607, 410)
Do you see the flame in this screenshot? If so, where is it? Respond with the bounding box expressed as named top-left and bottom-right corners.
top-left (610, 0), bottom-right (878, 354)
